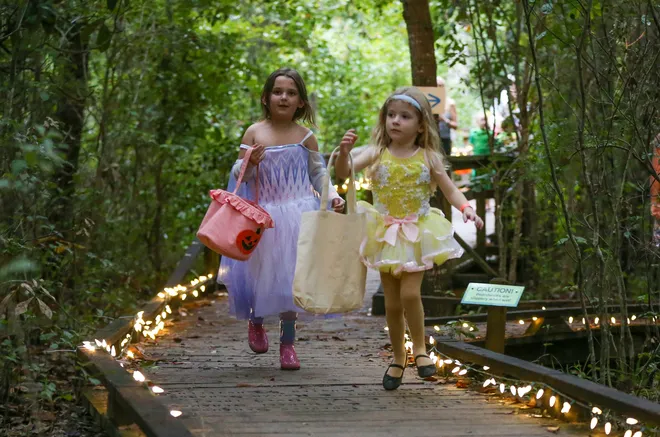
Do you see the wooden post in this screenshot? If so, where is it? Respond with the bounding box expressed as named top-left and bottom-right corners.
top-left (476, 193), bottom-right (487, 258)
top-left (485, 277), bottom-right (508, 354)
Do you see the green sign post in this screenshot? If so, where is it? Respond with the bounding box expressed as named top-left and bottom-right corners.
top-left (461, 279), bottom-right (525, 353)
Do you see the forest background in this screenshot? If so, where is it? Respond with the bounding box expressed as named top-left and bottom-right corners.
top-left (1, 0), bottom-right (659, 434)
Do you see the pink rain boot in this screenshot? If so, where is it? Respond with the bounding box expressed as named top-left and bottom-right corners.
top-left (248, 320), bottom-right (268, 354)
top-left (279, 344), bottom-right (300, 370)
top-left (279, 316), bottom-right (300, 370)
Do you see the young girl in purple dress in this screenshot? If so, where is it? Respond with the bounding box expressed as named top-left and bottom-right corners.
top-left (218, 68), bottom-right (345, 370)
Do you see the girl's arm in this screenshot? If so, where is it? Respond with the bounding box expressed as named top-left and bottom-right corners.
top-left (304, 134), bottom-right (345, 212)
top-left (428, 151), bottom-right (484, 228)
top-left (335, 130), bottom-right (378, 180)
top-left (231, 124), bottom-right (265, 180)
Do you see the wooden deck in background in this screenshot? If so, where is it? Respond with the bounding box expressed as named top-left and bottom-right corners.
top-left (129, 270), bottom-right (591, 436)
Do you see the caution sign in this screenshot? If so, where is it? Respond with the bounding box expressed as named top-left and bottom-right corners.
top-left (460, 283), bottom-right (525, 307)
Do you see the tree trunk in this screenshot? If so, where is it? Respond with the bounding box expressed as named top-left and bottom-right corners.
top-left (51, 23), bottom-right (88, 229)
top-left (401, 0), bottom-right (437, 86)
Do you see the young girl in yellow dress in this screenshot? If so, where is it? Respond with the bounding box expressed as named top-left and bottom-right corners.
top-left (335, 87), bottom-right (484, 390)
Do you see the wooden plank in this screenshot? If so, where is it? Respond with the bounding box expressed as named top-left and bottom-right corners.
top-left (476, 195), bottom-right (486, 257)
top-left (132, 294), bottom-right (587, 436)
top-left (165, 238), bottom-right (206, 287)
top-left (78, 349), bottom-right (194, 437)
top-left (435, 339), bottom-right (660, 426)
top-left (452, 233), bottom-right (498, 277)
top-left (447, 154), bottom-right (515, 171)
top-left (425, 304), bottom-right (650, 325)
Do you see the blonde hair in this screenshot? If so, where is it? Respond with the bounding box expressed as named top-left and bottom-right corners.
top-left (366, 87), bottom-right (445, 184)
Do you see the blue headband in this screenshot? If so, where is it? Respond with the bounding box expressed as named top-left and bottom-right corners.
top-left (390, 94), bottom-right (422, 111)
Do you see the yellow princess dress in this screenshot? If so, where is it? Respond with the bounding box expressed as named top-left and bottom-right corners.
top-left (357, 147), bottom-right (464, 276)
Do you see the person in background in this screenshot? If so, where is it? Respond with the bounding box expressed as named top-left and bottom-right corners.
top-left (436, 77), bottom-right (458, 156)
top-left (651, 133), bottom-right (660, 246)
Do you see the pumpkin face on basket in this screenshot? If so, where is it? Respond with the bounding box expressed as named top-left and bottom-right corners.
top-left (236, 228), bottom-right (262, 255)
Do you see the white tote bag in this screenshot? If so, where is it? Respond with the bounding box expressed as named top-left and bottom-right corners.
top-left (293, 147), bottom-right (367, 314)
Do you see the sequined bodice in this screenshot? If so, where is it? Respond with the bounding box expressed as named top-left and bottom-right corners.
top-left (253, 144), bottom-right (316, 204)
top-left (371, 148), bottom-right (431, 218)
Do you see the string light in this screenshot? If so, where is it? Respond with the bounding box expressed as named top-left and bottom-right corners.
top-left (605, 422), bottom-right (612, 434)
top-left (568, 316), bottom-right (574, 323)
top-left (536, 388), bottom-right (544, 399)
top-left (151, 386), bottom-right (164, 394)
top-left (632, 432), bottom-right (642, 437)
top-left (170, 410), bottom-right (182, 418)
top-left (561, 402), bottom-right (571, 413)
top-left (626, 418), bottom-right (638, 425)
top-left (590, 417), bottom-right (598, 429)
top-left (549, 395), bottom-right (557, 407)
top-left (133, 371), bottom-right (145, 382)
top-left (592, 407), bottom-right (602, 415)
top-left (625, 431), bottom-right (633, 437)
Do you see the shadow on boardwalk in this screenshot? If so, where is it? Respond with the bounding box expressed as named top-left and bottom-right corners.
top-left (135, 270), bottom-right (590, 437)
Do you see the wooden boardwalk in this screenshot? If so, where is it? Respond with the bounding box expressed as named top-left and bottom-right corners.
top-left (123, 269), bottom-right (596, 437)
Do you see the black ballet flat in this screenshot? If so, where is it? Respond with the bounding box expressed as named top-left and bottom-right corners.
top-left (382, 363), bottom-right (405, 390)
top-left (415, 354), bottom-right (437, 378)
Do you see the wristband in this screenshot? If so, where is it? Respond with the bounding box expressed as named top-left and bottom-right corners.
top-left (459, 203), bottom-right (472, 213)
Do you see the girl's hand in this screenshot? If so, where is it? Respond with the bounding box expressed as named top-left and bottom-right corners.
top-left (463, 206), bottom-right (484, 229)
top-left (331, 197), bottom-right (345, 213)
top-left (249, 143), bottom-right (266, 165)
top-left (339, 129), bottom-right (358, 156)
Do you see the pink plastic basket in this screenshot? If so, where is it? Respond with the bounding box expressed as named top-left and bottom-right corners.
top-left (197, 147), bottom-right (274, 260)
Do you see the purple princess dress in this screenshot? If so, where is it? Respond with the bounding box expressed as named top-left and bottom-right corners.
top-left (217, 131), bottom-right (334, 321)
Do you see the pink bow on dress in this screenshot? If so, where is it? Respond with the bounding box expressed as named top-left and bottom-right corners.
top-left (382, 214), bottom-right (419, 246)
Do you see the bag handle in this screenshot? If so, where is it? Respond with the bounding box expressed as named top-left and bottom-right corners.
top-left (233, 146), bottom-right (261, 204)
top-left (321, 147), bottom-right (357, 215)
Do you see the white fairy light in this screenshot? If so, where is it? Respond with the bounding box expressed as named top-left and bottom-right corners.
top-left (483, 366), bottom-right (490, 371)
top-left (536, 388), bottom-right (544, 399)
top-left (132, 371), bottom-right (145, 382)
top-left (605, 422), bottom-right (612, 435)
top-left (561, 402), bottom-right (571, 413)
top-left (626, 418), bottom-right (638, 425)
top-left (590, 417), bottom-right (598, 429)
top-left (500, 383), bottom-right (505, 393)
top-left (458, 369), bottom-right (468, 376)
top-left (170, 410), bottom-right (182, 417)
top-left (592, 407), bottom-right (602, 415)
top-left (151, 386), bottom-right (164, 394)
top-left (549, 395), bottom-right (556, 407)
